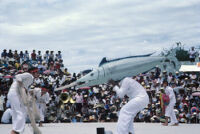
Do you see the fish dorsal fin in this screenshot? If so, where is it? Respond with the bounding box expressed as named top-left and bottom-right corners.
top-left (99, 52), bottom-right (155, 67)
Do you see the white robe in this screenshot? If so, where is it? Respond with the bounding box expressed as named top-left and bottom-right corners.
top-left (34, 88), bottom-right (50, 122)
top-left (7, 73), bottom-right (33, 133)
top-left (114, 77), bottom-right (149, 134)
top-left (164, 86), bottom-right (178, 124)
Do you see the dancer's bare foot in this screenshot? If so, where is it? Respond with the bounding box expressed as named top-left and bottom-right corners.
top-left (171, 123), bottom-right (179, 126)
top-left (11, 130), bottom-right (19, 134)
top-left (162, 122), bottom-right (168, 126)
top-left (39, 122), bottom-right (43, 127)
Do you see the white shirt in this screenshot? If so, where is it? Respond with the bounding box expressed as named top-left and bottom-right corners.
top-left (164, 86), bottom-right (176, 104)
top-left (1, 108), bottom-right (12, 123)
top-left (34, 88), bottom-right (50, 104)
top-left (189, 50), bottom-right (196, 58)
top-left (114, 77), bottom-right (148, 99)
top-left (0, 95), bottom-right (5, 111)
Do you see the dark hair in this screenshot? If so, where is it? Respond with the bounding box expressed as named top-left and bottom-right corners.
top-left (28, 67), bottom-right (38, 73)
top-left (163, 80), bottom-right (168, 85)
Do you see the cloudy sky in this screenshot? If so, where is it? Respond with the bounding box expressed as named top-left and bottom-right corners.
top-left (0, 0), bottom-right (200, 73)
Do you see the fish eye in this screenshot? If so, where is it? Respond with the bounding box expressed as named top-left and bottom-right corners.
top-left (90, 73), bottom-right (94, 76)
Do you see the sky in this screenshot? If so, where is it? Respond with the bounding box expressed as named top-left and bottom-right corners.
top-left (0, 0), bottom-right (200, 73)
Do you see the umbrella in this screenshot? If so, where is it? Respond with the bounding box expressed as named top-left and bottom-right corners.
top-left (192, 92), bottom-right (200, 96)
top-left (43, 70), bottom-right (51, 74)
top-left (173, 87), bottom-right (186, 93)
top-left (79, 87), bottom-right (90, 90)
top-left (3, 75), bottom-right (13, 79)
top-left (191, 107), bottom-right (199, 113)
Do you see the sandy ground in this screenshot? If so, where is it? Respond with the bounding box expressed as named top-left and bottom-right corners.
top-left (0, 123), bottom-right (200, 134)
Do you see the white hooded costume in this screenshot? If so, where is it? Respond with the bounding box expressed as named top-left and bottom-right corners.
top-left (7, 73), bottom-right (33, 133)
top-left (114, 77), bottom-right (149, 134)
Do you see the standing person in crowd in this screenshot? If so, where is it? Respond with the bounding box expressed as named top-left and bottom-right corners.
top-left (13, 50), bottom-right (19, 63)
top-left (31, 50), bottom-right (37, 61)
top-left (37, 51), bottom-right (43, 63)
top-left (1, 108), bottom-right (12, 124)
top-left (0, 90), bottom-right (5, 121)
top-left (48, 51), bottom-right (54, 64)
top-left (19, 51), bottom-right (24, 63)
top-left (7, 67), bottom-right (39, 134)
top-left (1, 49), bottom-right (7, 58)
top-left (75, 91), bottom-right (83, 114)
top-left (109, 77), bottom-right (149, 134)
top-left (189, 47), bottom-right (196, 62)
top-left (162, 80), bottom-right (179, 126)
top-left (24, 50), bottom-right (29, 62)
top-left (43, 50), bottom-right (49, 64)
top-left (57, 51), bottom-right (62, 60)
top-left (7, 49), bottom-right (13, 59)
top-left (34, 86), bottom-right (50, 127)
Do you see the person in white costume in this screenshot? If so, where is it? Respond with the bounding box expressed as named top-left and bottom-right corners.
top-left (1, 108), bottom-right (12, 124)
top-left (162, 80), bottom-right (178, 126)
top-left (7, 67), bottom-right (39, 134)
top-left (33, 86), bottom-right (50, 127)
top-left (109, 77), bottom-right (149, 134)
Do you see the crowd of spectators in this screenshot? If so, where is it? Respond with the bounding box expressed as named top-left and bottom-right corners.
top-left (0, 49), bottom-right (200, 124)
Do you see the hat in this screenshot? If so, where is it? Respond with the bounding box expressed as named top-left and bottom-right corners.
top-left (89, 115), bottom-right (96, 121)
top-left (106, 116), bottom-right (111, 120)
top-left (84, 95), bottom-right (88, 98)
top-left (102, 87), bottom-right (106, 91)
top-left (152, 104), bottom-right (155, 108)
top-left (141, 82), bottom-right (145, 85)
top-left (160, 87), bottom-right (164, 90)
top-left (146, 85), bottom-right (150, 88)
top-left (30, 85), bottom-right (35, 89)
top-left (93, 104), bottom-right (104, 108)
top-left (83, 117), bottom-right (88, 122)
top-left (110, 105), bottom-right (117, 112)
top-left (76, 114), bottom-right (82, 118)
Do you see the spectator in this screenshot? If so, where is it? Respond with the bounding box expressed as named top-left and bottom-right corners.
top-left (75, 91), bottom-right (83, 114)
top-left (37, 51), bottom-right (42, 63)
top-left (24, 50), bottom-right (29, 62)
top-left (189, 47), bottom-right (196, 62)
top-left (13, 50), bottom-right (20, 63)
top-left (31, 50), bottom-right (37, 61)
top-left (43, 50), bottom-right (49, 63)
top-left (19, 51), bottom-right (24, 63)
top-left (162, 80), bottom-right (179, 126)
top-left (49, 51), bottom-right (54, 63)
top-left (1, 108), bottom-right (12, 124)
top-left (57, 51), bottom-right (62, 60)
top-left (0, 90), bottom-right (5, 121)
top-left (1, 49), bottom-right (7, 59)
top-left (7, 50), bottom-right (13, 59)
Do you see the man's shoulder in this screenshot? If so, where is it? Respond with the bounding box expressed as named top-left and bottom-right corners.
top-left (166, 86), bottom-right (174, 92)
